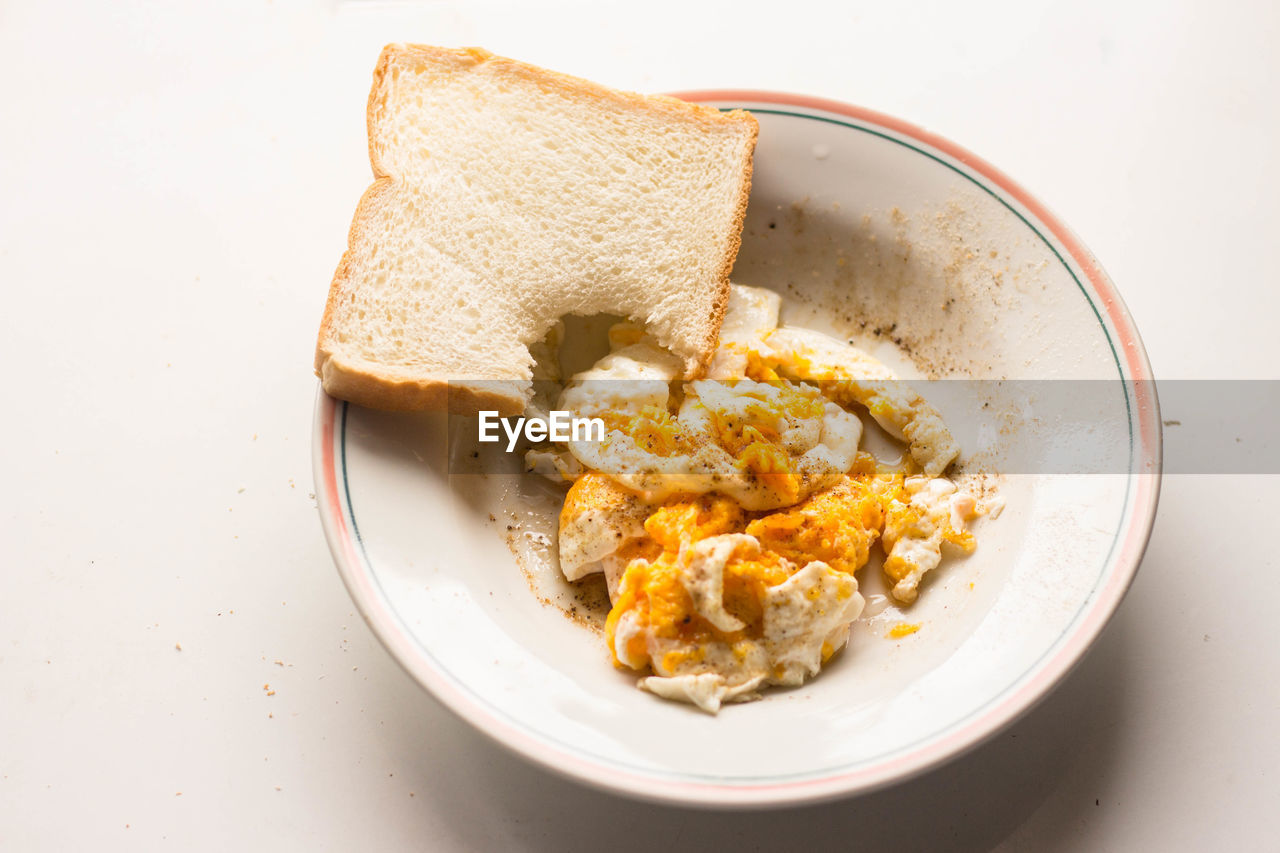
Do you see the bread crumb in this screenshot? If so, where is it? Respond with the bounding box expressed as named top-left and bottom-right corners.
top-left (263, 683), bottom-right (276, 696)
top-left (174, 642), bottom-right (182, 651)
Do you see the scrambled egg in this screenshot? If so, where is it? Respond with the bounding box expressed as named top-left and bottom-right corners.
top-left (529, 284), bottom-right (985, 713)
top-left (558, 349), bottom-right (862, 511)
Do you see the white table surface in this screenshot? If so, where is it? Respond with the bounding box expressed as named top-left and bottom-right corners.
top-left (3, 0), bottom-right (1277, 849)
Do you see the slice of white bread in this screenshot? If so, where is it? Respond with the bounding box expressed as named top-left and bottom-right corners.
top-left (315, 44), bottom-right (758, 414)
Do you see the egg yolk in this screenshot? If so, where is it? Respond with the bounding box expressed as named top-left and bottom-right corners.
top-left (600, 405), bottom-right (688, 457)
top-left (746, 475), bottom-right (886, 575)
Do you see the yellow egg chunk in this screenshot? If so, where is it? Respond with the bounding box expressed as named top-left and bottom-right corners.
top-left (643, 494), bottom-right (747, 549)
top-left (881, 476), bottom-right (979, 603)
top-left (746, 475), bottom-right (887, 575)
top-left (557, 471), bottom-right (652, 581)
top-left (599, 404), bottom-right (690, 458)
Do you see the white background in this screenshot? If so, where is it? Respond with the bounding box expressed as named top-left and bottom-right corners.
top-left (2, 0), bottom-right (1277, 849)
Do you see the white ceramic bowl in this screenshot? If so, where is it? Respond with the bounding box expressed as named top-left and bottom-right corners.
top-left (312, 92), bottom-right (1161, 807)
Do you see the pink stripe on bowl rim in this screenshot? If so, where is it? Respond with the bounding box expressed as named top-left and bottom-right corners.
top-left (312, 91), bottom-right (1162, 807)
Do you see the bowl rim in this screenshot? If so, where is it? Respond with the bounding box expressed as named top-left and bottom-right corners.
top-left (312, 90), bottom-right (1163, 808)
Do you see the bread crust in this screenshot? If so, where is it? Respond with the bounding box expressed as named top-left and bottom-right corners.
top-left (699, 112), bottom-right (757, 379)
top-left (315, 44), bottom-right (757, 412)
top-left (319, 354), bottom-right (529, 414)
